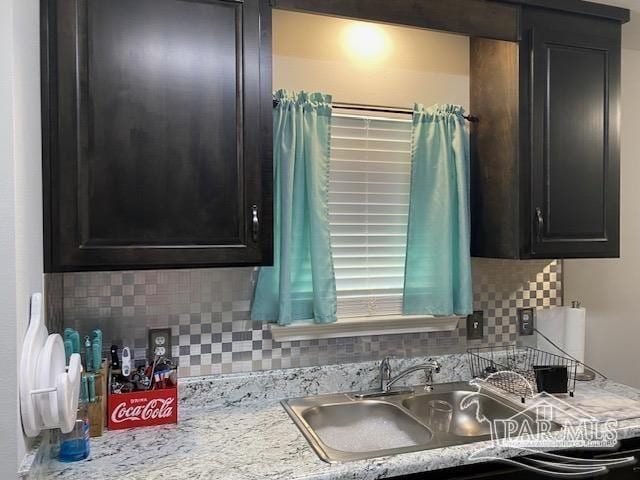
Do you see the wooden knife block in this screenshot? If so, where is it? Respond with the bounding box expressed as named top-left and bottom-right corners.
top-left (87, 360), bottom-right (108, 437)
top-left (88, 396), bottom-right (104, 437)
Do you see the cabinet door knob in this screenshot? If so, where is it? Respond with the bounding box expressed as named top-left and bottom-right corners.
top-left (536, 207), bottom-right (544, 242)
top-left (251, 205), bottom-right (259, 242)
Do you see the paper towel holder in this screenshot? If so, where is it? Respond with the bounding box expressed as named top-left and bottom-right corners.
top-left (567, 300), bottom-right (598, 380)
top-left (535, 326), bottom-right (602, 382)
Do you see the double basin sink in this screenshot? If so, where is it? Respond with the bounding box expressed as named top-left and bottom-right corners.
top-left (282, 381), bottom-right (554, 463)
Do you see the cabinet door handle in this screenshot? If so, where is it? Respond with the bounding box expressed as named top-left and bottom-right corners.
top-left (251, 205), bottom-right (259, 242)
top-left (536, 207), bottom-right (544, 241)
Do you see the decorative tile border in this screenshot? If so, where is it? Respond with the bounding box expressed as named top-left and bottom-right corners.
top-left (54, 259), bottom-right (562, 377)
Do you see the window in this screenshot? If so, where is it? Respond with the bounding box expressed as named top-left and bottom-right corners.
top-left (329, 112), bottom-right (412, 318)
top-left (270, 108), bottom-right (464, 341)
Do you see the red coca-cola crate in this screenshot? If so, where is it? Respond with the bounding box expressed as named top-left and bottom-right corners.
top-left (107, 386), bottom-right (178, 430)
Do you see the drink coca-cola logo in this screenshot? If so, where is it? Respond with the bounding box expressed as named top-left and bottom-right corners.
top-left (110, 397), bottom-right (175, 424)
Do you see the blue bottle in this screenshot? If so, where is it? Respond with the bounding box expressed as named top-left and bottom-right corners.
top-left (58, 403), bottom-right (90, 462)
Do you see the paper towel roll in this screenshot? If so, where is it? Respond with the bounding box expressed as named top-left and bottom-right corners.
top-left (536, 306), bottom-right (586, 374)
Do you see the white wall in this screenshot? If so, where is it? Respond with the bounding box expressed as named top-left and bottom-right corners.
top-left (564, 15), bottom-right (640, 388)
top-left (0, 0), bottom-right (21, 474)
top-left (273, 10), bottom-right (470, 109)
top-left (0, 0), bottom-right (43, 477)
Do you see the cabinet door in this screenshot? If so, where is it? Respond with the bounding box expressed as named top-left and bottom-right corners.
top-left (42, 0), bottom-right (273, 271)
top-left (529, 22), bottom-right (620, 258)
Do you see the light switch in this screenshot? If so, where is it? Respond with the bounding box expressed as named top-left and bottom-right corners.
top-left (466, 311), bottom-right (484, 340)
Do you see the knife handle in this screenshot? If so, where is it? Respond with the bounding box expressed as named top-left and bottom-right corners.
top-left (87, 374), bottom-right (96, 403)
top-left (64, 339), bottom-right (73, 366)
top-left (92, 338), bottom-right (102, 372)
top-left (80, 375), bottom-right (88, 404)
top-left (69, 331), bottom-right (80, 355)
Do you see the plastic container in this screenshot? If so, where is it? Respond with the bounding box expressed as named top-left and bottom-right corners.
top-left (533, 365), bottom-right (569, 394)
top-left (58, 404), bottom-right (90, 462)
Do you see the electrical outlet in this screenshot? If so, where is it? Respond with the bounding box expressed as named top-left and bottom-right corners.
top-left (518, 308), bottom-right (535, 335)
top-left (149, 328), bottom-right (172, 358)
top-left (466, 311), bottom-right (484, 340)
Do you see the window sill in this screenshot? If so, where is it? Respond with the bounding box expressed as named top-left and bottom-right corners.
top-left (269, 315), bottom-right (462, 342)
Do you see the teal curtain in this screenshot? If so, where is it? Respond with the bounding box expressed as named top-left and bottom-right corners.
top-left (403, 104), bottom-right (473, 316)
top-left (251, 90), bottom-right (337, 325)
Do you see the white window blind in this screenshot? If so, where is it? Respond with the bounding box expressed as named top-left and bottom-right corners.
top-left (329, 112), bottom-right (412, 318)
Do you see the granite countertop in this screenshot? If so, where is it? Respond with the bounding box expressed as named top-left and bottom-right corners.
top-left (41, 356), bottom-right (640, 480)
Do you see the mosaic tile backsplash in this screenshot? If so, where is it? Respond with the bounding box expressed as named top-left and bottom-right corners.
top-left (54, 259), bottom-right (562, 377)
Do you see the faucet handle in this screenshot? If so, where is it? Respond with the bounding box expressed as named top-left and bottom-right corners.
top-left (380, 356), bottom-right (392, 373)
top-left (379, 357), bottom-right (393, 392)
top-left (380, 355), bottom-right (395, 369)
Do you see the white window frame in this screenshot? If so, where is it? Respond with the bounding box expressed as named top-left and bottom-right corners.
top-left (270, 315), bottom-right (461, 342)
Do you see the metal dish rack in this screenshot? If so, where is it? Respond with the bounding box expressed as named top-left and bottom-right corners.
top-left (467, 345), bottom-right (577, 403)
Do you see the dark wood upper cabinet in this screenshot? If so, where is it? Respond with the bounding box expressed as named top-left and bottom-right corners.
top-left (471, 6), bottom-right (623, 259)
top-left (42, 0), bottom-right (627, 271)
top-left (42, 0), bottom-right (273, 272)
top-left (529, 16), bottom-right (620, 257)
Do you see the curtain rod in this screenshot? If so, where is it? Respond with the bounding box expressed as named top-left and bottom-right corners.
top-left (272, 99), bottom-right (479, 123)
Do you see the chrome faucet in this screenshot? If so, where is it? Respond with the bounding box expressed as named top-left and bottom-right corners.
top-left (354, 357), bottom-right (442, 399)
top-left (379, 356), bottom-right (392, 392)
top-left (384, 360), bottom-right (441, 392)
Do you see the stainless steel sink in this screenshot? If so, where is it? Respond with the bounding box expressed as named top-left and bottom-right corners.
top-left (282, 381), bottom-right (559, 463)
top-left (402, 389), bottom-right (525, 437)
top-left (303, 401), bottom-right (433, 453)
